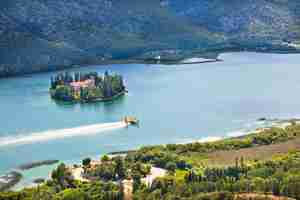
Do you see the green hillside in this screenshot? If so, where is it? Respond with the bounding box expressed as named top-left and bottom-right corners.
top-left (0, 0), bottom-right (299, 76)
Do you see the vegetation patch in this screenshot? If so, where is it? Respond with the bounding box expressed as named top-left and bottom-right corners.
top-left (128, 122), bottom-right (300, 168)
top-left (132, 151), bottom-right (300, 200)
top-left (50, 71), bottom-right (126, 103)
top-left (2, 122), bottom-right (300, 199)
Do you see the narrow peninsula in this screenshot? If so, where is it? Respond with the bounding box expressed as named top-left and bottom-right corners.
top-left (50, 71), bottom-right (126, 103)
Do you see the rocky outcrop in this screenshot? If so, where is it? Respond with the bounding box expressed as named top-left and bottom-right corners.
top-left (0, 171), bottom-right (22, 192)
top-left (17, 160), bottom-right (59, 170)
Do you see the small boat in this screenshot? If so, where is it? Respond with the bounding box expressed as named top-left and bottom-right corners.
top-left (123, 116), bottom-right (139, 125)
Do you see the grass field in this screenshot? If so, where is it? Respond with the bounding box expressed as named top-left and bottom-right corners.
top-left (180, 137), bottom-right (300, 167)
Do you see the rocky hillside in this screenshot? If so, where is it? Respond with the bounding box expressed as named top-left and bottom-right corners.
top-left (0, 0), bottom-right (299, 77)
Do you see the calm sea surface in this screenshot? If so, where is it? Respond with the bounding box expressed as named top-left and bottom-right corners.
top-left (1, 52), bottom-right (300, 184)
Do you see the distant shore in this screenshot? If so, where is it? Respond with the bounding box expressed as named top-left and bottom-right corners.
top-left (2, 48), bottom-right (300, 79)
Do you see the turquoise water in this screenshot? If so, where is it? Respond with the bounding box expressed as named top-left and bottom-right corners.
top-left (12, 163), bottom-right (60, 191)
top-left (1, 52), bottom-right (300, 184)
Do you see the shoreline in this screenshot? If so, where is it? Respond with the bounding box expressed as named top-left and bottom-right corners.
top-left (51, 89), bottom-right (127, 104)
top-left (0, 171), bottom-right (22, 192)
top-left (0, 160), bottom-right (59, 192)
top-left (108, 118), bottom-right (299, 155)
top-left (1, 49), bottom-right (300, 79)
top-left (85, 90), bottom-right (127, 103)
top-left (179, 58), bottom-right (223, 65)
top-left (2, 118), bottom-right (299, 191)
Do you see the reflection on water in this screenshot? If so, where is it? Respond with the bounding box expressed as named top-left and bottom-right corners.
top-left (102, 95), bottom-right (127, 114)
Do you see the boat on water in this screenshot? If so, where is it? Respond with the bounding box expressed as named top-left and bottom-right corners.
top-left (123, 116), bottom-right (139, 125)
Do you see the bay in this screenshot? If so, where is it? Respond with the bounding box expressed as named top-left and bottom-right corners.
top-left (0, 52), bottom-right (300, 181)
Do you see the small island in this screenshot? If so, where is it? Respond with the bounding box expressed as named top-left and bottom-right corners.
top-left (50, 71), bottom-right (126, 102)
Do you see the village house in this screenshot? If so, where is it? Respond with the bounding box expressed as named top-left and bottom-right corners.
top-left (70, 78), bottom-right (95, 92)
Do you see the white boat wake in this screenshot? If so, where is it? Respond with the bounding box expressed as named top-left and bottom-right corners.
top-left (0, 121), bottom-right (127, 147)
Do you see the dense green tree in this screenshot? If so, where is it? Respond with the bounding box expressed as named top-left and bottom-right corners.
top-left (51, 163), bottom-right (74, 189)
top-left (101, 155), bottom-right (110, 162)
top-left (53, 86), bottom-right (73, 100)
top-left (82, 158), bottom-right (91, 167)
top-left (87, 164), bottom-right (115, 181)
top-left (114, 157), bottom-right (126, 179)
top-left (132, 173), bottom-right (142, 192)
top-left (50, 71), bottom-right (125, 102)
top-left (55, 189), bottom-right (88, 200)
top-left (165, 162), bottom-right (177, 175)
top-left (282, 175), bottom-right (300, 199)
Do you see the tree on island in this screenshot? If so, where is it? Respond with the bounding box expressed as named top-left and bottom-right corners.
top-left (50, 71), bottom-right (126, 102)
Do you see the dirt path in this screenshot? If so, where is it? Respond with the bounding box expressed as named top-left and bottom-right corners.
top-left (142, 167), bottom-right (167, 186)
top-left (71, 167), bottom-right (89, 182)
top-left (122, 180), bottom-right (133, 200)
top-left (235, 193), bottom-right (295, 200)
top-left (122, 167), bottom-right (167, 200)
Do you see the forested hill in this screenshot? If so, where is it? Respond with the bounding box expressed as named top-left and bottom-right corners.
top-left (1, 0), bottom-right (300, 77)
